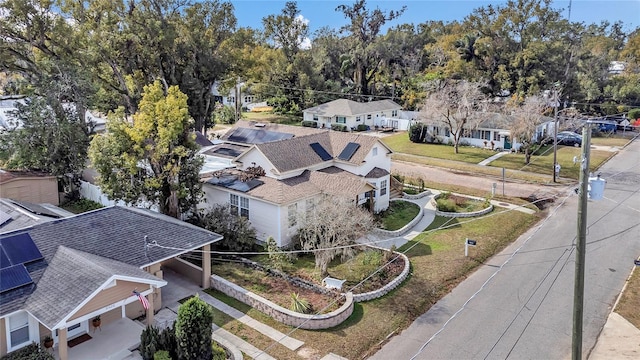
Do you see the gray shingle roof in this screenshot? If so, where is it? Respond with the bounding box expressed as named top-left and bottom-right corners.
top-left (0, 206), bottom-right (222, 317)
top-left (365, 167), bottom-right (390, 178)
top-left (251, 131), bottom-right (384, 174)
top-left (220, 120), bottom-right (324, 144)
top-left (25, 246), bottom-right (165, 329)
top-left (303, 99), bottom-right (401, 117)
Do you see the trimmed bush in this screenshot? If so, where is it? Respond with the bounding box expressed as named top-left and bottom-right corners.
top-left (153, 351), bottom-right (171, 360)
top-left (0, 343), bottom-right (54, 360)
top-left (436, 198), bottom-right (457, 212)
top-left (176, 295), bottom-right (213, 360)
top-left (356, 124), bottom-right (368, 131)
top-left (140, 325), bottom-right (161, 360)
top-left (331, 123), bottom-right (348, 132)
top-left (212, 342), bottom-right (227, 360)
top-left (301, 120), bottom-right (317, 128)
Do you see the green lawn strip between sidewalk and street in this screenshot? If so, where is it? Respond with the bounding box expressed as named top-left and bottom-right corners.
top-left (614, 267), bottom-right (640, 329)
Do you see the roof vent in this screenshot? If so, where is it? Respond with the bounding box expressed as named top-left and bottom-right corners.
top-left (254, 123), bottom-right (266, 127)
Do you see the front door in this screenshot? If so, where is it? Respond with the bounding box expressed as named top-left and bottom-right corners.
top-left (504, 136), bottom-right (512, 150)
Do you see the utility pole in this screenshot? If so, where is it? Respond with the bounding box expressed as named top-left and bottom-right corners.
top-left (572, 123), bottom-right (591, 360)
top-left (552, 87), bottom-right (560, 183)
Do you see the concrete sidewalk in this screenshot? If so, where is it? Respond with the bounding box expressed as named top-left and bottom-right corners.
top-left (477, 150), bottom-right (509, 166)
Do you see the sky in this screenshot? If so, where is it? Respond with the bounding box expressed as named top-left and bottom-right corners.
top-left (230, 0), bottom-right (640, 35)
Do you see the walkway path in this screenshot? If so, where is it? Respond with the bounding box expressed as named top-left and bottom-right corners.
top-left (477, 150), bottom-right (509, 166)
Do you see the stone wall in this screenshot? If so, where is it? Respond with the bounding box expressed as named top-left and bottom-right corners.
top-left (210, 275), bottom-right (354, 330)
top-left (431, 193), bottom-right (493, 218)
top-left (402, 189), bottom-right (431, 200)
top-left (352, 249), bottom-right (411, 302)
top-left (374, 199), bottom-right (424, 237)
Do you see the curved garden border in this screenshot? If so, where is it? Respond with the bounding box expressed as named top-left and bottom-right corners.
top-left (430, 193), bottom-right (493, 218)
top-left (210, 275), bottom-right (354, 330)
top-left (402, 189), bottom-right (431, 200)
top-left (374, 199), bottom-right (424, 237)
top-left (351, 248), bottom-right (411, 302)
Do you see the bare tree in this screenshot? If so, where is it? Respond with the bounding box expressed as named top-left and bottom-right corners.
top-left (420, 80), bottom-right (487, 153)
top-left (508, 96), bottom-right (549, 164)
top-left (296, 196), bottom-right (374, 277)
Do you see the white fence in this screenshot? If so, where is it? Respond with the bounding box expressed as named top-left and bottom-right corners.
top-left (80, 180), bottom-right (158, 212)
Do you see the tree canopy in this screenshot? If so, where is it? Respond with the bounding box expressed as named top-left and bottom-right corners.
top-left (88, 81), bottom-right (202, 218)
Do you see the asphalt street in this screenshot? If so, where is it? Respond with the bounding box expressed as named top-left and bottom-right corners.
top-left (371, 138), bottom-right (640, 360)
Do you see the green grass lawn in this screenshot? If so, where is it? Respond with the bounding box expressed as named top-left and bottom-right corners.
top-left (382, 133), bottom-right (495, 163)
top-left (591, 135), bottom-right (634, 147)
top-left (615, 267), bottom-right (640, 330)
top-left (376, 200), bottom-right (420, 230)
top-left (489, 146), bottom-right (612, 180)
top-left (207, 208), bottom-right (539, 359)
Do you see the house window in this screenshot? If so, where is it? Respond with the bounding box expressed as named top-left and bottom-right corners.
top-left (305, 198), bottom-right (315, 219)
top-left (380, 180), bottom-right (387, 196)
top-left (392, 110), bottom-right (398, 117)
top-left (244, 96), bottom-right (253, 103)
top-left (372, 147), bottom-right (378, 156)
top-left (313, 114), bottom-right (318, 121)
top-left (356, 116), bottom-right (361, 122)
top-left (8, 312), bottom-right (30, 349)
top-left (336, 116), bottom-right (346, 124)
top-left (228, 97), bottom-right (235, 104)
top-left (229, 194), bottom-right (250, 219)
top-left (367, 114), bottom-right (372, 120)
top-left (493, 132), bottom-right (501, 141)
top-left (288, 203), bottom-right (297, 227)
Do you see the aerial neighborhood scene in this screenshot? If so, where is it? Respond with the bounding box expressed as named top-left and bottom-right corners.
top-left (1, 0), bottom-right (640, 359)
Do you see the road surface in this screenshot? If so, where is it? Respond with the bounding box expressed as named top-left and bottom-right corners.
top-left (372, 138), bottom-right (640, 359)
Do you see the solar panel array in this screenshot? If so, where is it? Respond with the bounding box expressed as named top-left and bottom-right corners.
top-left (310, 142), bottom-right (332, 161)
top-left (207, 174), bottom-right (264, 193)
top-left (338, 142), bottom-right (361, 161)
top-left (0, 233), bottom-right (42, 293)
top-left (0, 264), bottom-right (33, 293)
top-left (213, 147), bottom-right (243, 158)
top-left (227, 128), bottom-right (294, 144)
top-left (10, 199), bottom-right (61, 218)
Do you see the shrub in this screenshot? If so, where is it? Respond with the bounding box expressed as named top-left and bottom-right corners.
top-left (436, 198), bottom-right (457, 212)
top-left (290, 292), bottom-right (312, 314)
top-left (301, 120), bottom-right (317, 128)
top-left (153, 351), bottom-right (171, 360)
top-left (176, 295), bottom-right (213, 360)
top-left (0, 343), bottom-right (54, 360)
top-left (408, 123), bottom-right (427, 143)
top-left (265, 236), bottom-right (288, 270)
top-left (361, 250), bottom-right (383, 266)
top-left (627, 108), bottom-right (640, 120)
top-left (356, 124), bottom-right (368, 131)
top-left (212, 342), bottom-right (227, 360)
top-left (331, 123), bottom-right (348, 132)
top-left (140, 325), bottom-right (161, 360)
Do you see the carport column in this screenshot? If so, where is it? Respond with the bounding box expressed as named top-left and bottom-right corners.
top-left (202, 244), bottom-right (211, 288)
top-left (58, 327), bottom-right (68, 360)
top-left (146, 292), bottom-right (155, 326)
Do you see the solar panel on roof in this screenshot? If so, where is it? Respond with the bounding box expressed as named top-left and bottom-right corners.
top-left (0, 233), bottom-right (43, 265)
top-left (10, 200), bottom-right (61, 218)
top-left (310, 142), bottom-right (332, 161)
top-left (338, 142), bottom-right (361, 161)
top-left (0, 210), bottom-right (11, 226)
top-left (213, 147), bottom-right (243, 157)
top-left (207, 175), bottom-right (264, 193)
top-left (0, 264), bottom-right (33, 293)
top-left (0, 247), bottom-right (10, 269)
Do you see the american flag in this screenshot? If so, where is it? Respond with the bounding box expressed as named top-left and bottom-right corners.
top-left (133, 290), bottom-right (150, 310)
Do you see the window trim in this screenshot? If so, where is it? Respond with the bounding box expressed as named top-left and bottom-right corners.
top-left (336, 116), bottom-right (346, 124)
top-left (229, 194), bottom-right (250, 219)
top-left (6, 312), bottom-right (35, 352)
top-left (380, 180), bottom-right (388, 196)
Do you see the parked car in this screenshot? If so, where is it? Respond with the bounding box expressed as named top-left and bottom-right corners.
top-left (556, 131), bottom-right (582, 146)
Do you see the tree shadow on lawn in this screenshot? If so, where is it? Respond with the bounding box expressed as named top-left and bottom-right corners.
top-left (399, 241), bottom-right (431, 257)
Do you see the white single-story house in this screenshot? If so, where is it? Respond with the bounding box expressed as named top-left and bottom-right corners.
top-left (0, 200), bottom-right (222, 360)
top-left (302, 99), bottom-right (412, 131)
top-left (201, 121), bottom-right (394, 247)
top-left (419, 113), bottom-right (555, 151)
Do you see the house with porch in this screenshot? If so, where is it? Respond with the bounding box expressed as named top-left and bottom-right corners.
top-left (0, 203), bottom-right (222, 360)
top-left (420, 113), bottom-right (555, 151)
top-left (202, 121), bottom-right (394, 247)
top-left (302, 99), bottom-right (410, 131)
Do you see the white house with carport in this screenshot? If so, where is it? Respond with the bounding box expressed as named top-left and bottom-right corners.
top-left (201, 121), bottom-right (394, 247)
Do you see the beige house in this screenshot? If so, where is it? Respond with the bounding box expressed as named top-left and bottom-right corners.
top-left (0, 170), bottom-right (59, 205)
top-left (0, 203), bottom-right (222, 360)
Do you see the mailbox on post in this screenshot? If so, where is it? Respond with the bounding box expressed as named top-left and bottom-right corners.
top-left (465, 238), bottom-right (477, 257)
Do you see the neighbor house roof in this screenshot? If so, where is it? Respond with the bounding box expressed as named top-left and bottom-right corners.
top-left (0, 206), bottom-right (222, 317)
top-left (220, 120), bottom-right (324, 144)
top-left (25, 246), bottom-right (166, 329)
top-left (303, 99), bottom-right (401, 117)
top-left (245, 131), bottom-right (388, 174)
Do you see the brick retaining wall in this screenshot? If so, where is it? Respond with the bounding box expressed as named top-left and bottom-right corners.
top-left (352, 250), bottom-right (411, 302)
top-left (374, 199), bottom-right (424, 237)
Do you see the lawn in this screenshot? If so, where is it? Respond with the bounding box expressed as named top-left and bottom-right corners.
top-left (382, 133), bottom-right (494, 163)
top-left (591, 135), bottom-right (635, 147)
top-left (376, 200), bottom-right (420, 230)
top-left (206, 208), bottom-right (539, 359)
top-left (489, 145), bottom-right (612, 180)
top-left (615, 267), bottom-right (640, 329)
